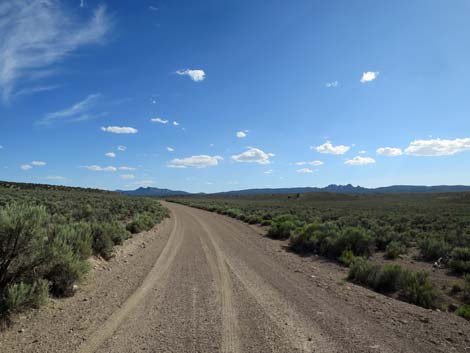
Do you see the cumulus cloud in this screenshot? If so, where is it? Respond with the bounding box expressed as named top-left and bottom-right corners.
top-left (31, 161), bottom-right (46, 166)
top-left (82, 165), bottom-right (116, 172)
top-left (120, 174), bottom-right (135, 180)
top-left (345, 156), bottom-right (376, 165)
top-left (20, 164), bottom-right (32, 170)
top-left (295, 160), bottom-right (324, 166)
top-left (166, 147), bottom-right (175, 152)
top-left (232, 147), bottom-right (274, 165)
top-left (168, 155), bottom-right (223, 168)
top-left (312, 141), bottom-right (350, 155)
top-left (150, 117), bottom-right (168, 124)
top-left (376, 147), bottom-right (403, 157)
top-left (173, 121), bottom-right (179, 126)
top-left (297, 168), bottom-right (314, 174)
top-left (360, 71), bottom-right (379, 83)
top-left (236, 131), bottom-right (247, 138)
top-left (0, 1), bottom-right (111, 101)
top-left (101, 126), bottom-right (138, 134)
top-left (404, 138), bottom-right (470, 157)
top-left (39, 93), bottom-right (102, 125)
top-left (117, 145), bottom-right (126, 151)
top-left (176, 69), bottom-right (206, 82)
top-left (326, 81), bottom-right (338, 88)
top-left (105, 152), bottom-right (116, 158)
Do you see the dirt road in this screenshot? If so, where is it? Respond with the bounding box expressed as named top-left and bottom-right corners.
top-left (1, 202), bottom-right (469, 353)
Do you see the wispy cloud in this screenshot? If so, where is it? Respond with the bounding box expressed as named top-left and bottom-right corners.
top-left (118, 166), bottom-right (136, 171)
top-left (105, 152), bottom-right (116, 158)
top-left (296, 168), bottom-right (314, 174)
top-left (81, 165), bottom-right (117, 172)
top-left (0, 1), bottom-right (111, 101)
top-left (176, 69), bottom-right (206, 82)
top-left (117, 145), bottom-right (126, 151)
top-left (14, 85), bottom-right (60, 98)
top-left (325, 81), bottom-right (338, 88)
top-left (45, 175), bottom-right (66, 180)
top-left (120, 174), bottom-right (135, 180)
top-left (167, 147), bottom-right (175, 152)
top-left (101, 126), bottom-right (138, 134)
top-left (20, 164), bottom-right (32, 170)
top-left (376, 147), bottom-right (403, 157)
top-left (150, 117), bottom-right (168, 124)
top-left (31, 161), bottom-right (46, 166)
top-left (345, 156), bottom-right (376, 165)
top-left (168, 155), bottom-right (223, 168)
top-left (295, 160), bottom-right (324, 166)
top-left (39, 93), bottom-right (101, 125)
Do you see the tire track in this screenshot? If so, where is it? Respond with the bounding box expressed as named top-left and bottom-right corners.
top-left (75, 213), bottom-right (183, 353)
top-left (179, 206), bottom-right (241, 353)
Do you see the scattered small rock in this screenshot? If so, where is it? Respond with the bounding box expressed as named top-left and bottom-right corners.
top-left (18, 328), bottom-right (25, 333)
top-left (448, 303), bottom-right (459, 312)
top-left (420, 317), bottom-right (430, 324)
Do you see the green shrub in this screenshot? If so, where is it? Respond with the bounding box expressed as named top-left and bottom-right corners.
top-left (91, 224), bottom-right (115, 260)
top-left (126, 213), bottom-right (155, 234)
top-left (456, 305), bottom-right (470, 320)
top-left (449, 247), bottom-right (470, 274)
top-left (289, 222), bottom-right (338, 253)
top-left (463, 274), bottom-right (470, 303)
top-left (348, 258), bottom-right (381, 287)
top-left (338, 250), bottom-right (357, 266)
top-left (54, 222), bottom-right (93, 260)
top-left (375, 264), bottom-right (403, 293)
top-left (400, 270), bottom-right (436, 309)
top-left (268, 215), bottom-right (299, 239)
top-left (418, 237), bottom-right (451, 261)
top-left (3, 280), bottom-right (49, 314)
top-left (385, 241), bottom-right (407, 260)
top-left (330, 227), bottom-right (373, 258)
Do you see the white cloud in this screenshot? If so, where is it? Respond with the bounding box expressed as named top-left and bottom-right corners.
top-left (118, 166), bottom-right (136, 171)
top-left (117, 145), bottom-right (126, 151)
top-left (295, 160), bottom-right (324, 166)
top-left (39, 93), bottom-right (101, 125)
top-left (264, 169), bottom-right (273, 174)
top-left (105, 152), bottom-right (116, 158)
top-left (232, 147), bottom-right (274, 165)
top-left (404, 138), bottom-right (470, 156)
top-left (326, 81), bottom-right (338, 88)
top-left (45, 175), bottom-right (66, 180)
top-left (0, 1), bottom-right (111, 101)
top-left (150, 117), bottom-right (168, 124)
top-left (101, 126), bottom-right (138, 134)
top-left (313, 141), bottom-right (350, 155)
top-left (376, 147), bottom-right (403, 157)
top-left (31, 161), bottom-right (46, 166)
top-left (236, 131), bottom-right (248, 138)
top-left (345, 156), bottom-right (376, 165)
top-left (173, 121), bottom-right (179, 126)
top-left (176, 69), bottom-right (206, 82)
top-left (168, 155), bottom-right (223, 168)
top-left (358, 150), bottom-right (367, 154)
top-left (166, 147), bottom-right (175, 152)
top-left (82, 165), bottom-right (117, 172)
top-left (297, 168), bottom-right (314, 174)
top-left (360, 71), bottom-right (379, 83)
top-left (80, 0), bottom-right (85, 8)
top-left (120, 174), bottom-right (135, 180)
top-left (20, 164), bottom-right (32, 170)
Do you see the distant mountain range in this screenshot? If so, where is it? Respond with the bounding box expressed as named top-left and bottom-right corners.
top-left (118, 184), bottom-right (470, 197)
top-left (117, 187), bottom-right (191, 197)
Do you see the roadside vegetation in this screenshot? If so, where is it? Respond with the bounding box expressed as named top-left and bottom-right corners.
top-left (168, 192), bottom-right (470, 318)
top-left (0, 181), bottom-right (169, 325)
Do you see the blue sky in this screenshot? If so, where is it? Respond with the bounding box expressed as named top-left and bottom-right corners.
top-left (1, 0), bottom-right (470, 192)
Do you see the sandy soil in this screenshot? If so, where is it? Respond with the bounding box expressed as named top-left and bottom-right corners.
top-left (1, 201), bottom-right (469, 353)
